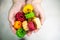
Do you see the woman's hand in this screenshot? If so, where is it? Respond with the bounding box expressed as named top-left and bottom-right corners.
top-left (27, 0), bottom-right (45, 36)
top-left (8, 0), bottom-right (25, 34)
top-left (8, 0), bottom-right (45, 36)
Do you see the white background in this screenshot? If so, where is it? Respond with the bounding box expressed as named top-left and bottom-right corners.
top-left (0, 0), bottom-right (60, 40)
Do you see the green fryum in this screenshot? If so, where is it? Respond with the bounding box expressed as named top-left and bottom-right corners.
top-left (16, 28), bottom-right (26, 38)
top-left (25, 12), bottom-right (35, 19)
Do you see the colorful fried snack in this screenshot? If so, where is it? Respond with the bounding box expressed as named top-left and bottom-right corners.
top-left (25, 12), bottom-right (35, 19)
top-left (16, 28), bottom-right (26, 38)
top-left (23, 4), bottom-right (33, 13)
top-left (28, 21), bottom-right (35, 31)
top-left (15, 12), bottom-right (26, 22)
top-left (22, 21), bottom-right (29, 31)
top-left (33, 18), bottom-right (41, 29)
top-left (14, 21), bottom-right (22, 29)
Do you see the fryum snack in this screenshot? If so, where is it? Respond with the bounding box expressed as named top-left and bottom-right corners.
top-left (14, 4), bottom-right (41, 38)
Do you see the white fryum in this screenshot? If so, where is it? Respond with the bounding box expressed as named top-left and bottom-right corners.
top-left (22, 21), bottom-right (29, 31)
top-left (33, 18), bottom-right (41, 29)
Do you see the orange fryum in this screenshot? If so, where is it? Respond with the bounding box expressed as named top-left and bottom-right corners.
top-left (14, 21), bottom-right (22, 29)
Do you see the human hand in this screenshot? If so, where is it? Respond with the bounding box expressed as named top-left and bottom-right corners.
top-left (8, 0), bottom-right (25, 34)
top-left (27, 0), bottom-right (45, 36)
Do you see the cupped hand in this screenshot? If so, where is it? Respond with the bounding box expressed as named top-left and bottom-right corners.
top-left (8, 0), bottom-right (45, 36)
top-left (8, 0), bottom-right (25, 34)
top-left (27, 0), bottom-right (45, 36)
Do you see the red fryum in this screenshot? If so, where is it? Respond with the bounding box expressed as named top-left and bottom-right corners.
top-left (15, 12), bottom-right (26, 22)
top-left (28, 21), bottom-right (35, 31)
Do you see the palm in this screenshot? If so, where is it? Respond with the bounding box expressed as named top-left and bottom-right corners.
top-left (8, 0), bottom-right (45, 36)
top-left (26, 0), bottom-right (45, 36)
top-left (8, 3), bottom-right (25, 34)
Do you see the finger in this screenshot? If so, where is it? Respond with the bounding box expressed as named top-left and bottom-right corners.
top-left (10, 23), bottom-right (16, 34)
top-left (8, 11), bottom-right (15, 25)
top-left (34, 29), bottom-right (39, 33)
top-left (27, 31), bottom-right (32, 36)
top-left (33, 6), bottom-right (40, 18)
top-left (11, 26), bottom-right (16, 34)
top-left (39, 14), bottom-right (45, 25)
top-left (33, 9), bottom-right (39, 17)
top-left (8, 15), bottom-right (15, 25)
top-left (38, 6), bottom-right (45, 25)
top-left (34, 4), bottom-right (45, 25)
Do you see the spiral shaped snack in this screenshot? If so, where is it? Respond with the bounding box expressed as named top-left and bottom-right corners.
top-left (33, 18), bottom-right (41, 29)
top-left (25, 12), bottom-right (35, 19)
top-left (15, 12), bottom-right (26, 22)
top-left (28, 21), bottom-right (35, 31)
top-left (22, 21), bottom-right (29, 31)
top-left (14, 21), bottom-right (22, 29)
top-left (16, 28), bottom-right (26, 38)
top-left (23, 4), bottom-right (33, 13)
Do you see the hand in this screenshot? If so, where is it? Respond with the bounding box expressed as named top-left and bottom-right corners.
top-left (27, 0), bottom-right (45, 36)
top-left (8, 0), bottom-right (25, 34)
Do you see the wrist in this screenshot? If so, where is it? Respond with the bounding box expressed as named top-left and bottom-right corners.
top-left (13, 0), bottom-right (25, 4)
top-left (32, 0), bottom-right (42, 5)
top-left (27, 0), bottom-right (32, 4)
top-left (13, 2), bottom-right (25, 5)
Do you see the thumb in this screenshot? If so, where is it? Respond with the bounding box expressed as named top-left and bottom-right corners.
top-left (8, 15), bottom-right (15, 25)
top-left (33, 9), bottom-right (39, 17)
top-left (10, 23), bottom-right (16, 34)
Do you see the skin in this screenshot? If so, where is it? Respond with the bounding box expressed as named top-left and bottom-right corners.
top-left (8, 0), bottom-right (45, 36)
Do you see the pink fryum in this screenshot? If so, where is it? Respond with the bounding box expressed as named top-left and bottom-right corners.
top-left (28, 21), bottom-right (35, 31)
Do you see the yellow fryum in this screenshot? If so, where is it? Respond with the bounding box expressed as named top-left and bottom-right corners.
top-left (22, 21), bottom-right (29, 31)
top-left (23, 4), bottom-right (33, 13)
top-left (33, 17), bottom-right (41, 29)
